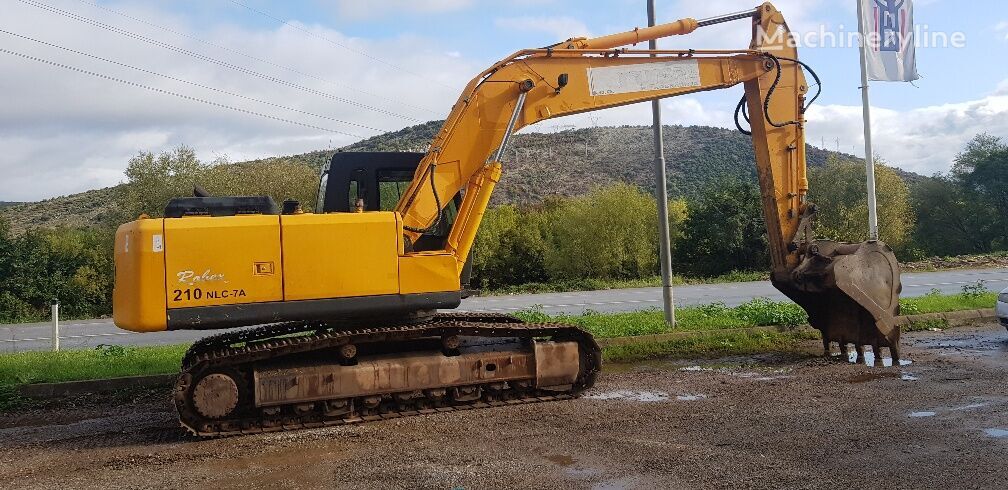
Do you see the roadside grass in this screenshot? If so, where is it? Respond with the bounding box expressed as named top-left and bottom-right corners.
top-left (482, 270), bottom-right (766, 296)
top-left (0, 344), bottom-right (187, 387)
top-left (515, 298), bottom-right (807, 339)
top-left (899, 286), bottom-right (998, 315)
top-left (602, 330), bottom-right (821, 363)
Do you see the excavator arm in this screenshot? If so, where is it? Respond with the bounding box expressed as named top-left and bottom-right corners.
top-left (397, 2), bottom-right (902, 360)
top-left (398, 4), bottom-right (802, 267)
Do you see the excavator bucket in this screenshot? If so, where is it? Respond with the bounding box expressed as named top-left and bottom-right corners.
top-left (773, 240), bottom-right (903, 364)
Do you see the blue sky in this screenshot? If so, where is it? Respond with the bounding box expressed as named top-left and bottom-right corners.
top-left (1, 0), bottom-right (1006, 200)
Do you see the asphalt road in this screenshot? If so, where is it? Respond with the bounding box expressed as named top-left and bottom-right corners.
top-left (2, 267), bottom-right (1006, 353)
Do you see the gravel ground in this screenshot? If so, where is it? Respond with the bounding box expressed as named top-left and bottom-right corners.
top-left (1, 323), bottom-right (1007, 489)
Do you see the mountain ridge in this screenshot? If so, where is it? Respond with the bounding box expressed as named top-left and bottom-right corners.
top-left (0, 122), bottom-right (923, 233)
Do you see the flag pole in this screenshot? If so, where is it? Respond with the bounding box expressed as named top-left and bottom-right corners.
top-left (856, 0), bottom-right (880, 241)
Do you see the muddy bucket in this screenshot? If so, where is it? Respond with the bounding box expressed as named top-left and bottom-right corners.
top-left (773, 240), bottom-right (903, 363)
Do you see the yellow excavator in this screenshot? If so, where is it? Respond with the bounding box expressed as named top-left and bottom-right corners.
top-left (113, 3), bottom-right (902, 436)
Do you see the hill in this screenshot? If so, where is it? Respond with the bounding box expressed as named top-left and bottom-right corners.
top-left (0, 122), bottom-right (923, 233)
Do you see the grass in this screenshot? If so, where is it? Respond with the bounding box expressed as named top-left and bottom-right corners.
top-left (0, 344), bottom-right (187, 387)
top-left (601, 329), bottom-right (821, 363)
top-left (899, 285), bottom-right (998, 315)
top-left (481, 270), bottom-right (766, 296)
top-left (515, 298), bottom-right (807, 339)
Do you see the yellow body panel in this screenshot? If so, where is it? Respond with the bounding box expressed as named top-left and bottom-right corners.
top-left (399, 253), bottom-right (460, 294)
top-left (113, 219), bottom-right (167, 332)
top-left (281, 212), bottom-right (400, 301)
top-left (164, 215), bottom-right (283, 309)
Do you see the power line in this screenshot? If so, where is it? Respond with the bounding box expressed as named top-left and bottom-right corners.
top-left (227, 0), bottom-right (451, 89)
top-left (0, 47), bottom-right (364, 138)
top-left (71, 0), bottom-right (439, 117)
top-left (0, 28), bottom-right (385, 133)
top-left (18, 0), bottom-right (422, 123)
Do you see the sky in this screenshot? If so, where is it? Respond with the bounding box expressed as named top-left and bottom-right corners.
top-left (1, 0), bottom-right (1006, 201)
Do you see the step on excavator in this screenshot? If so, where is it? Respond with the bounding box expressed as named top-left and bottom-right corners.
top-left (113, 2), bottom-right (902, 436)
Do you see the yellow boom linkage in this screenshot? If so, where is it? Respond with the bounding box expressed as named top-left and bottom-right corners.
top-left (395, 2), bottom-right (902, 359)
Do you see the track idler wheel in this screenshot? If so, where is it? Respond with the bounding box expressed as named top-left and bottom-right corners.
top-left (773, 240), bottom-right (903, 364)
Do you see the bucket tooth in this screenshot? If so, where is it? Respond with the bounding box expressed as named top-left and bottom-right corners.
top-left (774, 240), bottom-right (902, 364)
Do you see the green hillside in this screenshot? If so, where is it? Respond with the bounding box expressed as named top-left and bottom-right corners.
top-left (0, 121), bottom-right (921, 233)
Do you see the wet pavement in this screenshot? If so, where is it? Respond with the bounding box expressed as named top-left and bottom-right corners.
top-left (1, 323), bottom-right (1007, 489)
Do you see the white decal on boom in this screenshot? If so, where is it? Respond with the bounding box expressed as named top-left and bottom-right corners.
top-left (588, 59), bottom-right (701, 96)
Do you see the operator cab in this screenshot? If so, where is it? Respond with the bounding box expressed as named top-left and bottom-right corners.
top-left (317, 151), bottom-right (473, 290)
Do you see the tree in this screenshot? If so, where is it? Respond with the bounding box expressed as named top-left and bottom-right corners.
top-left (908, 134), bottom-right (1008, 256)
top-left (807, 156), bottom-right (915, 252)
top-left (117, 146), bottom-right (209, 220)
top-left (542, 183), bottom-right (686, 281)
top-left (470, 205), bottom-right (549, 289)
top-left (200, 160), bottom-right (319, 211)
top-left (116, 146), bottom-right (322, 220)
top-left (910, 175), bottom-right (1003, 256)
top-left (0, 225), bottom-right (114, 322)
top-left (674, 180), bottom-right (768, 277)
top-left (951, 134), bottom-right (1008, 246)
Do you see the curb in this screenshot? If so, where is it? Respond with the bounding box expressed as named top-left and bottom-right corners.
top-left (17, 374), bottom-right (175, 399)
top-left (10, 308), bottom-right (998, 399)
top-left (897, 308), bottom-right (996, 327)
top-left (597, 308), bottom-right (997, 348)
top-left (596, 324), bottom-right (815, 348)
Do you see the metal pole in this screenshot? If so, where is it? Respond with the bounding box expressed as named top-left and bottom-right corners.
top-left (50, 302), bottom-right (59, 352)
top-left (648, 0), bottom-right (675, 326)
top-left (856, 0), bottom-right (880, 241)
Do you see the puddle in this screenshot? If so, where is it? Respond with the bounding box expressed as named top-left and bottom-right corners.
top-left (680, 366), bottom-right (713, 372)
top-left (585, 390), bottom-right (670, 402)
top-left (546, 454), bottom-right (575, 466)
top-left (901, 373), bottom-right (919, 381)
top-left (913, 330), bottom-right (1008, 358)
top-left (908, 411), bottom-right (936, 418)
top-left (984, 428), bottom-right (1008, 438)
top-left (952, 403), bottom-right (987, 411)
top-left (729, 371), bottom-right (792, 381)
top-left (676, 394), bottom-right (707, 401)
top-left (847, 351), bottom-right (912, 367)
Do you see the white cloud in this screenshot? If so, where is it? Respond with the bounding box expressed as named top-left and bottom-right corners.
top-left (805, 84), bottom-right (1008, 175)
top-left (0, 0), bottom-right (478, 201)
top-left (494, 16), bottom-right (591, 41)
top-left (997, 21), bottom-right (1008, 40)
top-left (330, 0), bottom-right (472, 20)
top-left (996, 79), bottom-right (1008, 96)
top-left (658, 0), bottom-right (826, 50)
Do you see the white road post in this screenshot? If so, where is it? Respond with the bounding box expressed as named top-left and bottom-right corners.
top-left (648, 0), bottom-right (676, 326)
top-left (856, 0), bottom-right (880, 241)
top-left (51, 301), bottom-right (60, 351)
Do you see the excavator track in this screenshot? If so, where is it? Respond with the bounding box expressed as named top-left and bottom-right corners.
top-left (175, 313), bottom-right (601, 437)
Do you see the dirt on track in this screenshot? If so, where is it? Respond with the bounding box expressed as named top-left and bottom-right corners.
top-left (1, 324), bottom-right (1007, 490)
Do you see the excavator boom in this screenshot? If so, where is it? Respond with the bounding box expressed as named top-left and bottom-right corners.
top-left (112, 3), bottom-right (902, 436)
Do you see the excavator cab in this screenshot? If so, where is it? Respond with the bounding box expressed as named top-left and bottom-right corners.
top-left (316, 151), bottom-right (474, 290)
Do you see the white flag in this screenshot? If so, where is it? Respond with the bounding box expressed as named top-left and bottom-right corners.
top-left (859, 0), bottom-right (920, 82)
